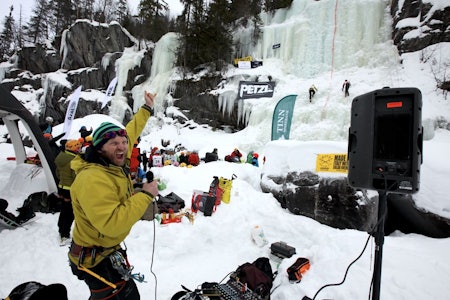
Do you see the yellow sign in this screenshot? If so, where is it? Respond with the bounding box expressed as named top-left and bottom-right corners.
top-left (234, 55), bottom-right (253, 65)
top-left (315, 154), bottom-right (348, 173)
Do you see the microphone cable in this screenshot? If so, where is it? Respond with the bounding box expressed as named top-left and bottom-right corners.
top-left (150, 209), bottom-right (158, 300)
top-left (146, 170), bottom-right (158, 300)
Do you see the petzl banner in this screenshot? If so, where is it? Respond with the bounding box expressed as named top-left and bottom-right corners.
top-left (101, 77), bottom-right (118, 109)
top-left (62, 85), bottom-right (82, 140)
top-left (271, 95), bottom-right (297, 140)
top-left (238, 81), bottom-right (275, 99)
top-left (315, 154), bottom-right (348, 173)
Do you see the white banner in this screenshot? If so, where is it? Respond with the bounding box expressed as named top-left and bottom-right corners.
top-left (101, 77), bottom-right (118, 109)
top-left (238, 61), bottom-right (251, 69)
top-left (62, 86), bottom-right (82, 140)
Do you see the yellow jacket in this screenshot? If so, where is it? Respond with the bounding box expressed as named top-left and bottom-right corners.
top-left (69, 105), bottom-right (153, 266)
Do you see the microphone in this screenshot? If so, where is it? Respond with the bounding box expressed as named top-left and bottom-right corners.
top-left (146, 171), bottom-right (165, 192)
top-left (134, 171), bottom-right (154, 190)
top-left (146, 171), bottom-right (154, 183)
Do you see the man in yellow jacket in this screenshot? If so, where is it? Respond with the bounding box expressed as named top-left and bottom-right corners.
top-left (68, 91), bottom-right (159, 300)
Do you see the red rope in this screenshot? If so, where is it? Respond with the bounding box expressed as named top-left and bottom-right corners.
top-left (322, 0), bottom-right (339, 114)
top-left (330, 0), bottom-right (339, 80)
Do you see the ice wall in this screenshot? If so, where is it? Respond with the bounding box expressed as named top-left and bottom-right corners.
top-left (116, 0), bottom-right (394, 140)
top-left (235, 0), bottom-right (391, 78)
top-left (131, 32), bottom-right (179, 113)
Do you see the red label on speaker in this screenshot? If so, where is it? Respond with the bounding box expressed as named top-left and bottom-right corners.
top-left (386, 101), bottom-right (403, 108)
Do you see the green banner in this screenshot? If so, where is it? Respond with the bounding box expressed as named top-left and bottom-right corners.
top-left (271, 95), bottom-right (297, 140)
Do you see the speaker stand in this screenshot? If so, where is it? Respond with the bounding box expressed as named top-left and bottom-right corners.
top-left (372, 190), bottom-right (387, 300)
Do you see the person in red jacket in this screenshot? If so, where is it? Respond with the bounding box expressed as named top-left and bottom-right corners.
top-left (226, 148), bottom-right (242, 163)
top-left (130, 141), bottom-right (141, 179)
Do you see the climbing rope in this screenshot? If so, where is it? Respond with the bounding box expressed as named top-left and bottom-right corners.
top-left (322, 0), bottom-right (339, 118)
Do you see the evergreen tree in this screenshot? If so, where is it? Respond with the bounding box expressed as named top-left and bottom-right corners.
top-left (94, 0), bottom-right (129, 23)
top-left (137, 0), bottom-right (169, 42)
top-left (249, 0), bottom-right (263, 46)
top-left (94, 0), bottom-right (112, 22)
top-left (115, 0), bottom-right (130, 24)
top-left (16, 4), bottom-right (25, 49)
top-left (74, 0), bottom-right (95, 20)
top-left (0, 6), bottom-right (16, 61)
top-left (49, 0), bottom-right (75, 35)
top-left (264, 0), bottom-right (293, 12)
top-left (230, 0), bottom-right (252, 22)
top-left (203, 0), bottom-right (233, 70)
top-left (177, 0), bottom-right (263, 71)
top-left (230, 0), bottom-right (262, 50)
top-left (176, 0), bottom-right (207, 70)
top-left (26, 0), bottom-right (52, 44)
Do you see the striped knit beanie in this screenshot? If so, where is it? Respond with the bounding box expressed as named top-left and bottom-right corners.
top-left (92, 122), bottom-right (126, 149)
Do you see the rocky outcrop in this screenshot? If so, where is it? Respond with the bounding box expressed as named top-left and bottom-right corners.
top-left (173, 73), bottom-right (245, 131)
top-left (391, 0), bottom-right (450, 54)
top-left (18, 44), bottom-right (61, 74)
top-left (1, 21), bottom-right (153, 126)
top-left (391, 0), bottom-right (450, 93)
top-left (261, 171), bottom-right (378, 232)
top-left (60, 20), bottom-right (135, 70)
top-left (261, 169), bottom-right (450, 237)
top-left (386, 193), bottom-right (450, 238)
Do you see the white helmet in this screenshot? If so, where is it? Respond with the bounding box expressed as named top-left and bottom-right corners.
top-left (45, 116), bottom-right (53, 123)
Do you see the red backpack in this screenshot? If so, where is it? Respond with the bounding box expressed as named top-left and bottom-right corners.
top-left (188, 152), bottom-right (200, 166)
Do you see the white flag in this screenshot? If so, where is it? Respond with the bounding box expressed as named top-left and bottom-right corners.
top-left (101, 77), bottom-right (118, 109)
top-left (62, 86), bottom-right (82, 140)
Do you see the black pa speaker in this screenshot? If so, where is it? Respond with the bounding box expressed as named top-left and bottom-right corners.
top-left (347, 87), bottom-right (423, 194)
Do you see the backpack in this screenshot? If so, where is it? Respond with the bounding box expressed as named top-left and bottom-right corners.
top-left (191, 190), bottom-right (216, 216)
top-left (188, 152), bottom-right (200, 166)
top-left (157, 192), bottom-right (185, 213)
top-left (208, 176), bottom-right (223, 205)
top-left (218, 174), bottom-right (236, 204)
top-left (232, 257), bottom-right (275, 299)
top-left (246, 151), bottom-right (254, 164)
top-left (22, 192), bottom-right (61, 213)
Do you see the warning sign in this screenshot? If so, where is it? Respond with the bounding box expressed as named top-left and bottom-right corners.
top-left (315, 154), bottom-right (348, 173)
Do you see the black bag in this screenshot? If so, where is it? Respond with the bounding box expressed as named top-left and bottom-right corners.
top-left (22, 192), bottom-right (61, 213)
top-left (233, 257), bottom-right (274, 299)
top-left (208, 176), bottom-right (222, 205)
top-left (157, 192), bottom-right (185, 213)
